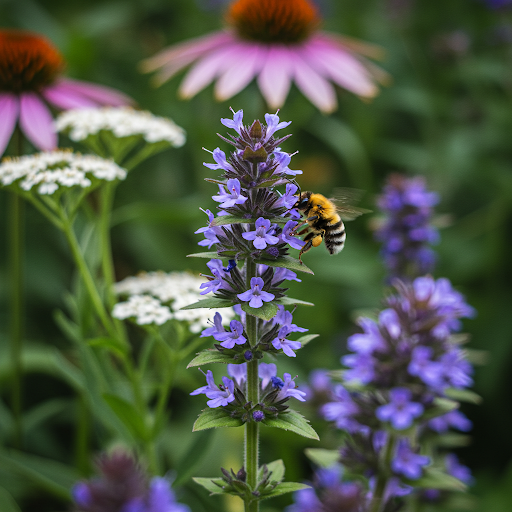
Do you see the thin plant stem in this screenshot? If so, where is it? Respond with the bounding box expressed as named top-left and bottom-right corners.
top-left (244, 257), bottom-right (259, 512)
top-left (99, 182), bottom-right (117, 309)
top-left (9, 128), bottom-right (25, 449)
top-left (369, 433), bottom-right (396, 512)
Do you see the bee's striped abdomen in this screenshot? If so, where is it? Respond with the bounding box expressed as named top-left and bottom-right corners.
top-left (324, 216), bottom-right (346, 255)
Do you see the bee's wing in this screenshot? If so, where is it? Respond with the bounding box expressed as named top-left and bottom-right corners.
top-left (330, 188), bottom-right (373, 221)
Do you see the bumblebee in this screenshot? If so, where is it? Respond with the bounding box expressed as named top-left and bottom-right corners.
top-left (292, 190), bottom-right (370, 263)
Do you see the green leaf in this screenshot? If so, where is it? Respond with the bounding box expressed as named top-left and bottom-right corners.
top-left (254, 255), bottom-right (314, 275)
top-left (260, 459), bottom-right (285, 482)
top-left (412, 467), bottom-right (467, 491)
top-left (0, 487), bottom-right (21, 512)
top-left (187, 350), bottom-right (236, 368)
top-left (276, 297), bottom-right (315, 307)
top-left (193, 408), bottom-right (244, 431)
top-left (263, 410), bottom-right (319, 440)
top-left (193, 477), bottom-right (227, 495)
top-left (181, 298), bottom-right (236, 310)
top-left (0, 450), bottom-right (80, 498)
top-left (211, 215), bottom-right (287, 227)
top-left (422, 398), bottom-right (459, 421)
top-left (174, 431), bottom-right (213, 487)
top-left (305, 448), bottom-right (340, 468)
top-left (444, 388), bottom-right (483, 404)
top-left (86, 336), bottom-right (127, 357)
top-left (187, 251), bottom-right (220, 259)
top-left (295, 334), bottom-right (319, 347)
top-left (436, 433), bottom-right (472, 448)
top-left (260, 482), bottom-right (311, 500)
top-left (241, 302), bottom-right (278, 321)
top-left (102, 394), bottom-right (148, 441)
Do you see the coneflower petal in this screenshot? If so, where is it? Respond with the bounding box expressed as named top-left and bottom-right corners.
top-left (57, 78), bottom-right (132, 106)
top-left (215, 43), bottom-right (266, 100)
top-left (0, 93), bottom-right (19, 156)
top-left (19, 92), bottom-right (56, 150)
top-left (42, 83), bottom-right (98, 110)
top-left (257, 46), bottom-right (293, 109)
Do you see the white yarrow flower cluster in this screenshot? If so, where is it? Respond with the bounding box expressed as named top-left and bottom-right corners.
top-left (0, 150), bottom-right (126, 195)
top-left (55, 107), bottom-right (186, 147)
top-left (113, 271), bottom-right (235, 331)
top-left (112, 295), bottom-right (173, 326)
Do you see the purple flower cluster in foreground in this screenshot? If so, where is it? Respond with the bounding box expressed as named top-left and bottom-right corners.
top-left (191, 362), bottom-right (306, 420)
top-left (72, 452), bottom-right (189, 512)
top-left (375, 174), bottom-right (439, 281)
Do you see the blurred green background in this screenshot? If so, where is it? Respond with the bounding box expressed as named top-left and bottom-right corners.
top-left (1, 0), bottom-right (512, 510)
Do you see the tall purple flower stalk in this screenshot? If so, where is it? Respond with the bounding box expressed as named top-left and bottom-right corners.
top-left (184, 110), bottom-right (317, 511)
top-left (375, 174), bottom-right (439, 281)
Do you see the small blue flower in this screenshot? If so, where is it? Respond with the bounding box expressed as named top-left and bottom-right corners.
top-left (252, 410), bottom-right (265, 422)
top-left (200, 312), bottom-right (225, 339)
top-left (203, 147), bottom-right (235, 172)
top-left (227, 363), bottom-right (247, 386)
top-left (428, 410), bottom-right (472, 433)
top-left (221, 108), bottom-right (244, 135)
top-left (407, 346), bottom-right (443, 389)
top-left (263, 113), bottom-right (291, 142)
top-left (72, 482), bottom-right (92, 508)
top-left (212, 178), bottom-right (248, 208)
top-left (215, 319), bottom-right (246, 349)
top-left (271, 326), bottom-right (302, 357)
top-left (242, 217), bottom-right (280, 250)
top-left (272, 373), bottom-right (306, 402)
top-left (259, 362), bottom-right (277, 388)
top-left (279, 220), bottom-right (306, 250)
top-left (347, 317), bottom-right (386, 355)
top-left (124, 477), bottom-right (191, 512)
top-left (321, 385), bottom-right (362, 433)
top-left (272, 266), bottom-right (301, 283)
top-left (190, 370), bottom-right (235, 408)
top-left (274, 305), bottom-right (307, 333)
top-left (199, 259), bottom-right (225, 295)
top-left (237, 277), bottom-right (275, 308)
top-left (376, 387), bottom-right (424, 430)
top-left (274, 183), bottom-right (299, 209)
top-left (342, 352), bottom-right (376, 385)
top-left (391, 439), bottom-right (430, 480)
top-left (445, 453), bottom-right (473, 485)
top-left (273, 148), bottom-right (302, 177)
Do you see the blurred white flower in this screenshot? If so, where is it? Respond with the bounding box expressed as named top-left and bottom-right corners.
top-left (112, 295), bottom-right (173, 326)
top-left (0, 150), bottom-right (126, 195)
top-left (114, 271), bottom-right (235, 331)
top-left (55, 106), bottom-right (186, 147)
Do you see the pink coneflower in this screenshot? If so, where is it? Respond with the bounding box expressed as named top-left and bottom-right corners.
top-left (0, 29), bottom-right (132, 155)
top-left (141, 0), bottom-right (387, 113)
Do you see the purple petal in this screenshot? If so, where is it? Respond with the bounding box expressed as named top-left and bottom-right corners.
top-left (56, 78), bottom-right (132, 106)
top-left (257, 45), bottom-right (293, 109)
top-left (42, 83), bottom-right (97, 109)
top-left (0, 93), bottom-right (19, 156)
top-left (19, 93), bottom-right (57, 150)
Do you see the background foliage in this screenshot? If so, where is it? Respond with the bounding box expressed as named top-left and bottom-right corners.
top-left (1, 0), bottom-right (511, 510)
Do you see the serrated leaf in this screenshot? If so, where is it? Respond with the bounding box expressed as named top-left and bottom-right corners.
top-left (422, 398), bottom-right (459, 421)
top-left (254, 255), bottom-right (314, 275)
top-left (187, 350), bottom-right (236, 368)
top-left (211, 215), bottom-right (287, 227)
top-left (187, 251), bottom-right (220, 259)
top-left (276, 297), bottom-right (315, 307)
top-left (193, 477), bottom-right (227, 494)
top-left (263, 410), bottom-right (319, 440)
top-left (412, 467), bottom-right (467, 491)
top-left (444, 388), bottom-right (483, 404)
top-left (241, 302), bottom-right (278, 321)
top-left (260, 459), bottom-right (285, 482)
top-left (193, 408), bottom-right (244, 431)
top-left (260, 482), bottom-right (311, 500)
top-left (295, 334), bottom-right (319, 347)
top-left (102, 394), bottom-right (148, 441)
top-left (181, 298), bottom-right (236, 310)
top-left (305, 448), bottom-right (340, 468)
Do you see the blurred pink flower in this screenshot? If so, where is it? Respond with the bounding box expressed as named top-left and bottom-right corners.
top-left (0, 29), bottom-right (132, 155)
top-left (141, 0), bottom-right (388, 113)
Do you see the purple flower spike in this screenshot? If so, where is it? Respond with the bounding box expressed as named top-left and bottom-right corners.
top-left (237, 277), bottom-right (275, 308)
top-left (212, 178), bottom-right (248, 208)
top-left (242, 217), bottom-right (280, 250)
top-left (271, 326), bottom-right (302, 357)
top-left (408, 346), bottom-right (443, 389)
top-left (391, 439), bottom-right (430, 480)
top-left (280, 220), bottom-right (306, 250)
top-left (215, 319), bottom-right (247, 348)
top-left (376, 387), bottom-right (424, 430)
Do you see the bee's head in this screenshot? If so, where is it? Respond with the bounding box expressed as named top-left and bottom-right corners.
top-left (294, 191), bottom-right (311, 211)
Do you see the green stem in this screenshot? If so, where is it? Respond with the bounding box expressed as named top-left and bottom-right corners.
top-left (244, 258), bottom-right (259, 512)
top-left (369, 433), bottom-right (396, 512)
top-left (9, 191), bottom-right (23, 449)
top-left (99, 182), bottom-right (117, 308)
top-left (75, 393), bottom-right (91, 475)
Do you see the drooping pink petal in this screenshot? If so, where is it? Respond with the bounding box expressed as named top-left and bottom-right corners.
top-left (179, 44), bottom-right (241, 99)
top-left (19, 93), bottom-right (57, 150)
top-left (141, 31), bottom-right (233, 84)
top-left (214, 42), bottom-right (267, 101)
top-left (257, 45), bottom-right (293, 110)
top-left (0, 93), bottom-right (19, 156)
top-left (56, 78), bottom-right (132, 106)
top-left (304, 37), bottom-right (378, 98)
top-left (42, 83), bottom-right (98, 110)
top-left (290, 49), bottom-right (337, 113)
